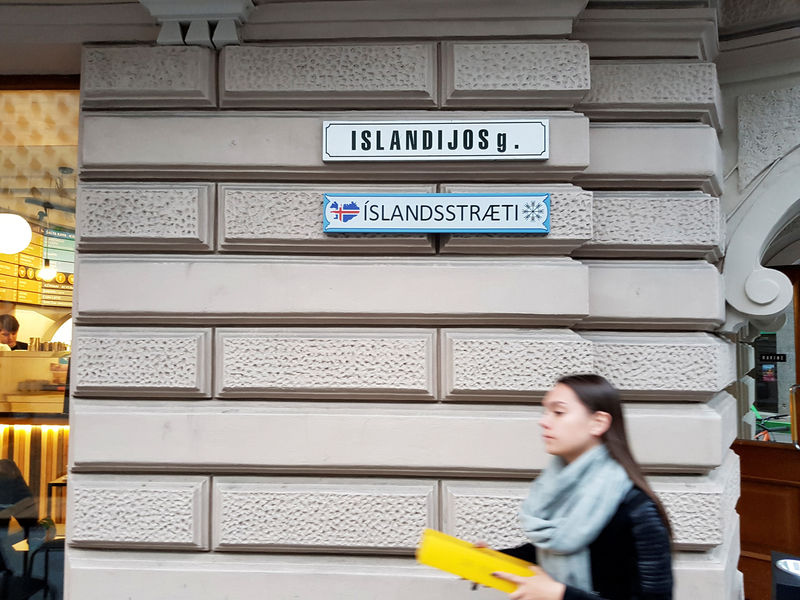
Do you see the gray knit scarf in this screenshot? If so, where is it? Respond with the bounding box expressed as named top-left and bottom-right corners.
top-left (518, 444), bottom-right (632, 592)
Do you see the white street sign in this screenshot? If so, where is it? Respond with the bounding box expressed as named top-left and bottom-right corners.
top-left (322, 120), bottom-right (549, 161)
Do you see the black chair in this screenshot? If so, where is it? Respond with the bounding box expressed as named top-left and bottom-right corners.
top-left (0, 459), bottom-right (48, 600)
top-left (0, 550), bottom-right (48, 600)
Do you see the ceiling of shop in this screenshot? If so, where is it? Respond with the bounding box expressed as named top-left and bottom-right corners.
top-left (0, 90), bottom-right (79, 231)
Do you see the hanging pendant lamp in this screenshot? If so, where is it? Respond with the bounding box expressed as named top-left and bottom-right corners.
top-left (0, 213), bottom-right (33, 254)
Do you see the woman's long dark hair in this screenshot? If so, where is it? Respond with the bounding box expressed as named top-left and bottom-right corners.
top-left (557, 373), bottom-right (672, 538)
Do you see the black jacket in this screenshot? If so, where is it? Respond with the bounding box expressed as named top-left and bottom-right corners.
top-left (502, 487), bottom-right (673, 600)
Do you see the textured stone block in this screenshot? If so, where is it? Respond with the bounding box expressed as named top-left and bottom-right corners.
top-left (720, 0), bottom-right (800, 35)
top-left (68, 475), bottom-right (209, 549)
top-left (77, 183), bottom-right (213, 251)
top-left (81, 45), bottom-right (216, 107)
top-left (212, 478), bottom-right (436, 552)
top-left (442, 41), bottom-right (590, 108)
top-left (80, 111), bottom-right (590, 181)
top-left (576, 123), bottom-right (723, 196)
top-left (220, 43), bottom-right (437, 108)
top-left (583, 332), bottom-right (736, 400)
top-left (442, 329), bottom-right (592, 401)
top-left (581, 260), bottom-right (725, 330)
top-left (74, 256), bottom-right (589, 326)
top-left (578, 62), bottom-right (722, 130)
top-left (71, 398), bottom-right (734, 473)
top-left (443, 452), bottom-right (738, 551)
top-left (216, 329), bottom-right (436, 400)
top-left (218, 183), bottom-right (434, 253)
top-left (438, 184), bottom-right (592, 255)
top-left (574, 191), bottom-right (724, 260)
top-left (738, 85), bottom-right (800, 189)
top-left (650, 450), bottom-right (739, 550)
top-left (72, 327), bottom-right (212, 398)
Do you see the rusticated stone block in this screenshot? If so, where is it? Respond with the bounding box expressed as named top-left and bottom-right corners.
top-left (583, 331), bottom-right (736, 400)
top-left (72, 327), bottom-right (212, 398)
top-left (442, 329), bottom-right (592, 401)
top-left (574, 191), bottom-right (723, 260)
top-left (651, 450), bottom-right (739, 549)
top-left (580, 260), bottom-right (724, 330)
top-left (81, 45), bottom-right (216, 107)
top-left (70, 397), bottom-right (733, 472)
top-left (438, 184), bottom-right (592, 255)
top-left (220, 43), bottom-right (437, 108)
top-left (216, 329), bottom-right (436, 400)
top-left (578, 62), bottom-right (722, 130)
top-left (212, 478), bottom-right (436, 552)
top-left (738, 85), bottom-right (800, 189)
top-left (65, 537), bottom-right (742, 600)
top-left (720, 0), bottom-right (800, 35)
top-left (442, 41), bottom-right (590, 108)
top-left (68, 475), bottom-right (209, 549)
top-left (576, 123), bottom-right (723, 196)
top-left (77, 183), bottom-right (213, 251)
top-left (80, 111), bottom-right (590, 180)
top-left (218, 183), bottom-right (434, 253)
top-left (75, 256), bottom-right (589, 326)
top-left (442, 450), bottom-right (739, 551)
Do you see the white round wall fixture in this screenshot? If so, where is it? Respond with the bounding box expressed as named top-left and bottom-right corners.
top-left (0, 213), bottom-right (32, 254)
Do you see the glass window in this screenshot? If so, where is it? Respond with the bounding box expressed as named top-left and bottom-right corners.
top-left (1, 88), bottom-right (77, 600)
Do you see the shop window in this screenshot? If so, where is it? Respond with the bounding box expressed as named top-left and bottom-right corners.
top-left (747, 266), bottom-right (800, 445)
top-left (0, 88), bottom-right (77, 600)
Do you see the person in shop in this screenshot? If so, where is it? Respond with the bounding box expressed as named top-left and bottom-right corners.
top-left (0, 314), bottom-right (28, 350)
top-left (482, 374), bottom-right (673, 600)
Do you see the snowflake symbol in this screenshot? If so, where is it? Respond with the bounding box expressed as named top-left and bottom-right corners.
top-left (522, 199), bottom-right (547, 223)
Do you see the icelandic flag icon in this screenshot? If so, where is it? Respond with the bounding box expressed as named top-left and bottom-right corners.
top-left (329, 201), bottom-right (360, 222)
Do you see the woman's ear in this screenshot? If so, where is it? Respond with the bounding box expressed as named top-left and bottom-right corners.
top-left (591, 411), bottom-right (612, 437)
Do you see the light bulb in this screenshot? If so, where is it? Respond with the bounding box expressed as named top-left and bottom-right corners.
top-left (0, 213), bottom-right (32, 254)
top-left (39, 259), bottom-right (57, 282)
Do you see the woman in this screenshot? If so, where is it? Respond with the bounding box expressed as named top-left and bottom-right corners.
top-left (492, 374), bottom-right (673, 600)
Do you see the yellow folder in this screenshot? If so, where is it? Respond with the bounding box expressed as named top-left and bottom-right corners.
top-left (415, 528), bottom-right (535, 593)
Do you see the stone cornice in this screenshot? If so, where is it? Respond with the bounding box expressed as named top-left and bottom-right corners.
top-left (572, 8), bottom-right (719, 60)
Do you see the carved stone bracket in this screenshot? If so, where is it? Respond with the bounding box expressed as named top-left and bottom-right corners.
top-left (722, 148), bottom-right (800, 333)
top-left (139, 0), bottom-right (254, 48)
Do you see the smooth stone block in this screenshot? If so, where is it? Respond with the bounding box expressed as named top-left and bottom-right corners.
top-left (576, 123), bottom-right (723, 195)
top-left (581, 260), bottom-right (725, 330)
top-left (70, 398), bottom-right (735, 474)
top-left (80, 111), bottom-right (590, 181)
top-left (65, 539), bottom-right (739, 600)
top-left (74, 256), bottom-right (589, 326)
